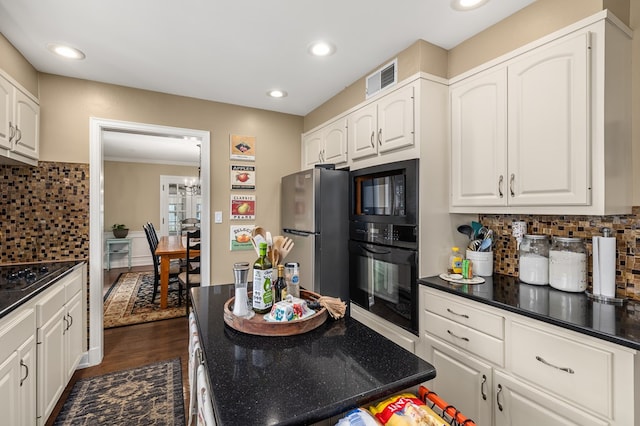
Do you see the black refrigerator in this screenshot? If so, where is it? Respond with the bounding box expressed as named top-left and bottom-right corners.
top-left (280, 167), bottom-right (349, 307)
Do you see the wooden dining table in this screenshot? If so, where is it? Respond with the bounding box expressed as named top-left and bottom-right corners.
top-left (155, 235), bottom-right (199, 309)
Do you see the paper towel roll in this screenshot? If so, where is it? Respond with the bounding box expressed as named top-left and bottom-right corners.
top-left (593, 236), bottom-right (616, 298)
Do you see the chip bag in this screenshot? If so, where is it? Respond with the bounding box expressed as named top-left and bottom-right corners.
top-left (336, 408), bottom-right (382, 426)
top-left (368, 393), bottom-right (450, 426)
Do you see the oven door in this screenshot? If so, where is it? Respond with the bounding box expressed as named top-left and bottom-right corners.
top-left (349, 240), bottom-right (418, 335)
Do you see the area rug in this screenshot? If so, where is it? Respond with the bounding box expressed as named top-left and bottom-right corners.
top-left (104, 271), bottom-right (184, 328)
top-left (54, 358), bottom-right (185, 425)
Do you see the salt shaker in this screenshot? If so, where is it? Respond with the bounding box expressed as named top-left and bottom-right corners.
top-left (232, 262), bottom-right (251, 317)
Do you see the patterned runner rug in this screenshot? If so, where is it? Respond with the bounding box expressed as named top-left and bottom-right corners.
top-left (104, 271), bottom-right (184, 328)
top-left (54, 358), bottom-right (185, 425)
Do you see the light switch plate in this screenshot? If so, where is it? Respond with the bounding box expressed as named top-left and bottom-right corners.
top-left (214, 211), bottom-right (223, 223)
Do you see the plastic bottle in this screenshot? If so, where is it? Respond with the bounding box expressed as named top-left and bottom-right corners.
top-left (449, 247), bottom-right (463, 274)
top-left (252, 242), bottom-right (273, 313)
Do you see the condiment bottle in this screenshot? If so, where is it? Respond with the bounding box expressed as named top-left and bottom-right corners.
top-left (252, 242), bottom-right (273, 313)
top-left (285, 262), bottom-right (300, 298)
top-left (449, 247), bottom-right (463, 274)
top-left (232, 262), bottom-right (250, 317)
top-left (273, 264), bottom-right (286, 303)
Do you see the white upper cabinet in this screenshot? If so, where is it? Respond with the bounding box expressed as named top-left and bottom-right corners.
top-left (301, 118), bottom-right (347, 170)
top-left (349, 84), bottom-right (414, 161)
top-left (0, 72), bottom-right (40, 166)
top-left (450, 12), bottom-right (631, 215)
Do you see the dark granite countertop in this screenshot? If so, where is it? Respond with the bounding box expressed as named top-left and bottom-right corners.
top-left (0, 261), bottom-right (85, 319)
top-left (190, 285), bottom-right (436, 426)
top-left (419, 274), bottom-right (640, 351)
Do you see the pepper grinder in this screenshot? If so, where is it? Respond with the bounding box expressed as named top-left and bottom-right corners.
top-left (232, 262), bottom-right (252, 318)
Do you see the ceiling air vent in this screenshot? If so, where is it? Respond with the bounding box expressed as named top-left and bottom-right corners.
top-left (366, 59), bottom-right (397, 99)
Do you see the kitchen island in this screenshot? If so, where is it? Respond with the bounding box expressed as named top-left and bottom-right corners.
top-left (190, 285), bottom-right (436, 425)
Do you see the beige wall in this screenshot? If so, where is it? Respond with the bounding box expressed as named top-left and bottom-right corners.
top-left (0, 33), bottom-right (38, 96)
top-left (39, 74), bottom-right (303, 284)
top-left (303, 39), bottom-right (448, 131)
top-left (104, 161), bottom-right (199, 231)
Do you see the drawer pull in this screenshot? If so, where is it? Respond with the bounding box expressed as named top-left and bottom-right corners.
top-left (446, 308), bottom-right (469, 319)
top-left (496, 384), bottom-right (503, 411)
top-left (535, 356), bottom-right (575, 374)
top-left (447, 329), bottom-right (469, 342)
top-left (480, 374), bottom-right (487, 400)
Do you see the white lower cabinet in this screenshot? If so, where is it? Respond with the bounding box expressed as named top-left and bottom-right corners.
top-left (418, 286), bottom-right (639, 425)
top-left (36, 266), bottom-right (85, 425)
top-left (0, 308), bottom-right (37, 426)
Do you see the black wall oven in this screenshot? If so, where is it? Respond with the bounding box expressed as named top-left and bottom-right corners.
top-left (349, 159), bottom-right (419, 335)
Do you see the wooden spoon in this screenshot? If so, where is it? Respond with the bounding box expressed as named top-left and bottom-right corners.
top-left (279, 237), bottom-right (294, 262)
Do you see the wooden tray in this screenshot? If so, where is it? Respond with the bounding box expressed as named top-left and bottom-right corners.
top-left (223, 289), bottom-right (328, 336)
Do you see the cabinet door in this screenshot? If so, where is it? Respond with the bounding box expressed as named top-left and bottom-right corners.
top-left (301, 129), bottom-right (323, 169)
top-left (421, 335), bottom-right (493, 426)
top-left (451, 68), bottom-right (508, 207)
top-left (18, 335), bottom-right (36, 426)
top-left (0, 76), bottom-right (12, 150)
top-left (494, 370), bottom-right (608, 426)
top-left (37, 305), bottom-right (65, 424)
top-left (322, 119), bottom-right (347, 165)
top-left (65, 291), bottom-right (84, 379)
top-left (507, 32), bottom-right (590, 206)
top-left (12, 90), bottom-right (39, 160)
top-left (378, 84), bottom-right (414, 154)
top-left (0, 351), bottom-right (20, 426)
top-left (348, 103), bottom-right (377, 160)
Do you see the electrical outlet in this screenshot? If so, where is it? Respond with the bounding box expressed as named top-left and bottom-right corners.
top-left (214, 211), bottom-right (223, 223)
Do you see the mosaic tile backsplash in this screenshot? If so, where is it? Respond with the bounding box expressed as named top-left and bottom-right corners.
top-left (0, 161), bottom-right (89, 264)
top-left (481, 209), bottom-right (640, 301)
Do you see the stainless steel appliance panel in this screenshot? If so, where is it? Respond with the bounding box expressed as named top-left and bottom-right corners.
top-left (282, 230), bottom-right (316, 293)
top-left (281, 169), bottom-right (316, 233)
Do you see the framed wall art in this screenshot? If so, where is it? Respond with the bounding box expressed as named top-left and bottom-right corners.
top-left (230, 194), bottom-right (256, 220)
top-left (230, 134), bottom-right (256, 161)
top-left (231, 164), bottom-right (256, 190)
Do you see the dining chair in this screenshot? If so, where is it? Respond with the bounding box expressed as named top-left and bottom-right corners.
top-left (180, 217), bottom-right (200, 234)
top-left (143, 223), bottom-right (184, 304)
top-left (179, 229), bottom-right (201, 315)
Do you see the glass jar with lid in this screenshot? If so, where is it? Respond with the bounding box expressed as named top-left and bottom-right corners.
top-left (519, 235), bottom-right (550, 285)
top-left (548, 237), bottom-right (587, 292)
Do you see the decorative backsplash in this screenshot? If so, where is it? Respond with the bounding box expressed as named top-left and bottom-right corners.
top-left (481, 208), bottom-right (640, 301)
top-left (0, 161), bottom-right (89, 264)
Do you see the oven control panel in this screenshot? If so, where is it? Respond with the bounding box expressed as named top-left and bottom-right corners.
top-left (349, 221), bottom-right (417, 250)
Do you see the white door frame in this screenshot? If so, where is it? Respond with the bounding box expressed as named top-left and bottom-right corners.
top-left (86, 117), bottom-right (211, 367)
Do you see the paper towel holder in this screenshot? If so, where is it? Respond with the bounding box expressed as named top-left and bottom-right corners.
top-left (587, 226), bottom-right (626, 305)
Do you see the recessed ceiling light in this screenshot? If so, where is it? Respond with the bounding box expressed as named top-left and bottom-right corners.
top-left (451, 0), bottom-right (489, 11)
top-left (308, 41), bottom-right (336, 57)
top-left (267, 90), bottom-right (287, 98)
top-left (47, 43), bottom-right (86, 60)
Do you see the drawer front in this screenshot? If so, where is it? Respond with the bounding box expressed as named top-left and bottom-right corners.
top-left (510, 320), bottom-right (613, 418)
top-left (0, 308), bottom-right (35, 361)
top-left (64, 268), bottom-right (83, 299)
top-left (423, 311), bottom-right (504, 366)
top-left (422, 287), bottom-right (504, 339)
top-left (36, 284), bottom-right (65, 326)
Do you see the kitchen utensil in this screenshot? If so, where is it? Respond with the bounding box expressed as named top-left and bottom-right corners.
top-left (457, 224), bottom-right (474, 239)
top-left (471, 221), bottom-right (483, 238)
top-left (279, 237), bottom-right (294, 261)
top-left (479, 237), bottom-right (492, 251)
top-left (468, 239), bottom-right (481, 251)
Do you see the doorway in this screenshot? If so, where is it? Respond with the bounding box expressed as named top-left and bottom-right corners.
top-left (87, 118), bottom-right (210, 367)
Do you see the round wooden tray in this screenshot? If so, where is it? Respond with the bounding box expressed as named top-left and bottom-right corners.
top-left (223, 289), bottom-right (328, 336)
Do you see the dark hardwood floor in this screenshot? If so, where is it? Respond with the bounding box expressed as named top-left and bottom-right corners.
top-left (45, 266), bottom-right (191, 425)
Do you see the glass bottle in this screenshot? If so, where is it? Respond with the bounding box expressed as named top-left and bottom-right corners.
top-left (252, 242), bottom-right (273, 313)
top-left (285, 262), bottom-right (300, 298)
top-left (549, 237), bottom-right (587, 292)
top-left (273, 264), bottom-right (286, 303)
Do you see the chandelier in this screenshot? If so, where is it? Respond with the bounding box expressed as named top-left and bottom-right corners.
top-left (183, 178), bottom-right (201, 196)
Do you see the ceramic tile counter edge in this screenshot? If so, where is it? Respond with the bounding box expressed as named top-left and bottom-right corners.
top-left (419, 274), bottom-right (640, 351)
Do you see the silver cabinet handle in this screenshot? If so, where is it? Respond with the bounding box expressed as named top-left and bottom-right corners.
top-left (510, 173), bottom-right (515, 197)
top-left (63, 315), bottom-right (69, 335)
top-left (8, 122), bottom-right (15, 142)
top-left (480, 374), bottom-right (487, 400)
top-left (16, 125), bottom-right (22, 142)
top-left (496, 384), bottom-right (503, 411)
top-left (20, 360), bottom-right (28, 386)
top-left (67, 312), bottom-right (73, 330)
top-left (377, 128), bottom-right (382, 145)
top-left (498, 175), bottom-right (504, 198)
top-left (446, 308), bottom-right (469, 319)
top-left (446, 329), bottom-right (469, 342)
top-left (535, 356), bottom-right (575, 374)
top-left (370, 131), bottom-right (375, 148)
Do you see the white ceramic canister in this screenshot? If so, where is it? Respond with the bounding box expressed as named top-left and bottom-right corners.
top-left (518, 235), bottom-right (550, 285)
top-left (548, 237), bottom-right (587, 292)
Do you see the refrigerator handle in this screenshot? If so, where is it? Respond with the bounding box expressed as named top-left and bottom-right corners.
top-left (283, 229), bottom-right (312, 237)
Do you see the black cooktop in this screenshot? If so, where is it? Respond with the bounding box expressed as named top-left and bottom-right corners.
top-left (0, 261), bottom-right (82, 318)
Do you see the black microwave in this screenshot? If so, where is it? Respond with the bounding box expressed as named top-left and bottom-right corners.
top-left (349, 159), bottom-right (418, 225)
